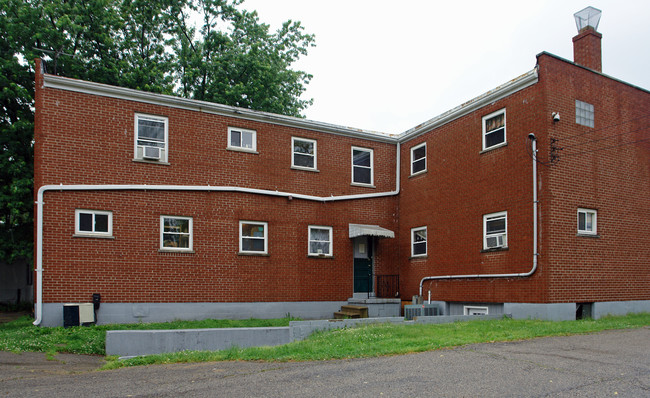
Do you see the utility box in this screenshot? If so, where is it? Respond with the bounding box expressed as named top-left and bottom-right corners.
top-left (63, 303), bottom-right (95, 327)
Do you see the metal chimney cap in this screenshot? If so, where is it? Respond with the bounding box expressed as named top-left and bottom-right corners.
top-left (574, 6), bottom-right (602, 32)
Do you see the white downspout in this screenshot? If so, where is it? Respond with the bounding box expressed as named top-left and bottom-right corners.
top-left (33, 145), bottom-right (400, 325)
top-left (419, 134), bottom-right (539, 296)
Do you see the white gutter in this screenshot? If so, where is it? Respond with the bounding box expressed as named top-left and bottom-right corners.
top-left (418, 135), bottom-right (539, 296)
top-left (33, 146), bottom-right (400, 325)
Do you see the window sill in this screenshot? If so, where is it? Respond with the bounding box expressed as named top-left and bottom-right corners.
top-left (159, 249), bottom-right (195, 254)
top-left (227, 147), bottom-right (259, 154)
top-left (410, 255), bottom-right (428, 260)
top-left (351, 182), bottom-right (376, 189)
top-left (73, 234), bottom-right (115, 239)
top-left (238, 252), bottom-right (270, 257)
top-left (479, 142), bottom-right (508, 154)
top-left (308, 254), bottom-right (334, 259)
top-left (577, 233), bottom-right (600, 238)
top-left (291, 166), bottom-right (320, 172)
top-left (133, 158), bottom-right (171, 166)
top-left (481, 247), bottom-right (509, 253)
top-left (409, 170), bottom-right (427, 179)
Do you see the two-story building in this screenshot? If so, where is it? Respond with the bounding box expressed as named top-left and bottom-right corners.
top-left (34, 9), bottom-right (649, 325)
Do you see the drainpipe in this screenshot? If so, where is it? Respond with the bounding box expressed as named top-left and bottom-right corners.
top-left (419, 134), bottom-right (539, 296)
top-left (33, 145), bottom-right (400, 325)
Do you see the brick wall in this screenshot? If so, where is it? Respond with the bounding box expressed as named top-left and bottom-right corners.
top-left (538, 53), bottom-right (650, 303)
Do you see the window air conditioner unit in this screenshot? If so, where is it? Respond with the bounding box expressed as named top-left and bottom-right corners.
top-left (143, 146), bottom-right (161, 160)
top-left (486, 234), bottom-right (505, 249)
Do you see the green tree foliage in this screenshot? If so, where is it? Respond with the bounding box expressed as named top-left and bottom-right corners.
top-left (0, 0), bottom-right (315, 264)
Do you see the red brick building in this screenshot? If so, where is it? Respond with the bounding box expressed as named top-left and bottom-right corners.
top-left (34, 12), bottom-right (649, 325)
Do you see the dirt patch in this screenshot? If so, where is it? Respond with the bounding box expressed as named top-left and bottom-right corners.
top-left (0, 311), bottom-right (31, 324)
top-left (0, 351), bottom-right (105, 382)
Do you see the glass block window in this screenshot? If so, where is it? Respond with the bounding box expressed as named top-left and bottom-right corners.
top-left (576, 100), bottom-right (594, 128)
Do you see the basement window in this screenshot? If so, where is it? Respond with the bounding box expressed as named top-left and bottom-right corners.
top-left (240, 221), bottom-right (268, 254)
top-left (575, 100), bottom-right (594, 128)
top-left (482, 109), bottom-right (506, 151)
top-left (160, 216), bottom-right (193, 251)
top-left (75, 209), bottom-right (113, 237)
top-left (464, 306), bottom-right (488, 315)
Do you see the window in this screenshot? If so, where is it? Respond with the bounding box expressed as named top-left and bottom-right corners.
top-left (464, 306), bottom-right (488, 315)
top-left (75, 209), bottom-right (112, 237)
top-left (160, 216), bottom-right (193, 251)
top-left (411, 226), bottom-right (427, 257)
top-left (135, 114), bottom-right (168, 162)
top-left (576, 100), bottom-right (594, 128)
top-left (239, 221), bottom-right (268, 254)
top-left (308, 226), bottom-right (332, 256)
top-left (410, 142), bottom-right (427, 175)
top-left (351, 147), bottom-right (373, 185)
top-left (577, 208), bottom-right (597, 235)
top-left (483, 211), bottom-right (507, 250)
top-left (482, 109), bottom-right (506, 151)
top-left (228, 127), bottom-right (257, 152)
top-left (292, 137), bottom-right (317, 170)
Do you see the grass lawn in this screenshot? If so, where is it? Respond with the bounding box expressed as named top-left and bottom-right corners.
top-left (1, 313), bottom-right (648, 370)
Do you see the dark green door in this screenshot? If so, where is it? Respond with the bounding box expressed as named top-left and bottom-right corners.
top-left (353, 237), bottom-right (373, 294)
top-left (354, 258), bottom-right (372, 293)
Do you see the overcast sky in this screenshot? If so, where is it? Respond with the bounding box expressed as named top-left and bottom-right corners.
top-left (240, 0), bottom-right (650, 134)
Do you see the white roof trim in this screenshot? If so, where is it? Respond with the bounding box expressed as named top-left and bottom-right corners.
top-left (399, 68), bottom-right (539, 142)
top-left (42, 67), bottom-right (538, 144)
top-left (349, 224), bottom-right (395, 239)
top-left (42, 74), bottom-right (397, 143)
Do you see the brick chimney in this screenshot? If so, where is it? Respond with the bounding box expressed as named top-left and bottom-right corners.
top-left (572, 7), bottom-right (602, 72)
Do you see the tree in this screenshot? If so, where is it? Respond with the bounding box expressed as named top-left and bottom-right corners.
top-left (0, 0), bottom-right (315, 265)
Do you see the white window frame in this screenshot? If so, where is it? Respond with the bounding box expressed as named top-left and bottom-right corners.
top-left (483, 211), bottom-right (507, 250)
top-left (577, 208), bottom-right (597, 235)
top-left (464, 306), bottom-right (489, 315)
top-left (308, 225), bottom-right (333, 257)
top-left (74, 209), bottom-right (113, 237)
top-left (351, 146), bottom-right (374, 186)
top-left (160, 216), bottom-right (193, 252)
top-left (134, 113), bottom-right (168, 162)
top-left (228, 127), bottom-right (257, 152)
top-left (411, 226), bottom-right (427, 257)
top-left (291, 137), bottom-right (317, 171)
top-left (482, 109), bottom-right (507, 151)
top-left (410, 142), bottom-right (427, 176)
top-left (575, 100), bottom-right (595, 128)
top-left (239, 221), bottom-right (268, 254)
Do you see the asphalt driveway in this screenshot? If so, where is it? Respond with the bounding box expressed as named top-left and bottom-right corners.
top-left (1, 327), bottom-right (648, 397)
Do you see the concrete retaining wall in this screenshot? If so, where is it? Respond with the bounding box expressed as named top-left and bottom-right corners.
top-left (106, 314), bottom-right (507, 357)
top-left (106, 327), bottom-right (291, 357)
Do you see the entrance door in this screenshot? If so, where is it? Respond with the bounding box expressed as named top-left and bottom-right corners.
top-left (353, 237), bottom-right (373, 295)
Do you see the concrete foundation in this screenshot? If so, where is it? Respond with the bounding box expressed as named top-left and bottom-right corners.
top-left (40, 301), bottom-right (346, 327)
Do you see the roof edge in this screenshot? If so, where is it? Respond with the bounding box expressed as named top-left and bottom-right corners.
top-left (536, 51), bottom-right (650, 96)
top-left (398, 68), bottom-right (539, 142)
top-left (42, 74), bottom-right (398, 143)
